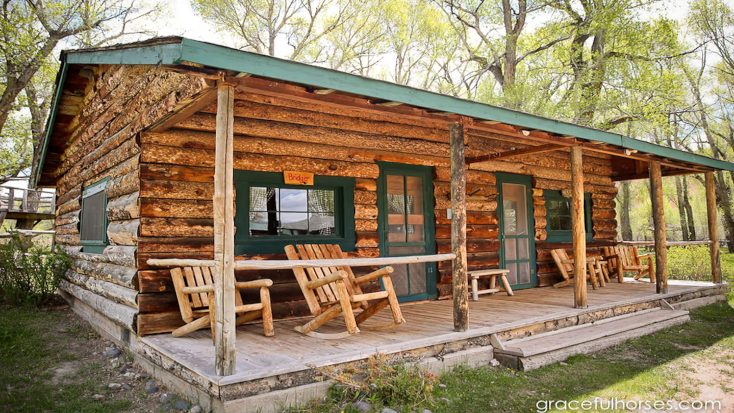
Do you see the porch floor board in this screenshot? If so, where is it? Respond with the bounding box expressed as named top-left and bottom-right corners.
top-left (139, 279), bottom-right (724, 386)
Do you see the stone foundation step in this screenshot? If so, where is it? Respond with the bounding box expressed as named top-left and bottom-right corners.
top-left (494, 308), bottom-right (690, 371)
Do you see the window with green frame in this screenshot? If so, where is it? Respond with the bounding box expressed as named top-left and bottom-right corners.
top-left (80, 178), bottom-right (109, 253)
top-left (544, 190), bottom-right (593, 242)
top-left (234, 171), bottom-right (356, 254)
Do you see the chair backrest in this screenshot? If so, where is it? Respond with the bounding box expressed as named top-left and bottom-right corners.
top-left (170, 266), bottom-right (244, 322)
top-left (613, 245), bottom-right (638, 267)
top-left (285, 244), bottom-right (364, 315)
top-left (550, 248), bottom-right (573, 280)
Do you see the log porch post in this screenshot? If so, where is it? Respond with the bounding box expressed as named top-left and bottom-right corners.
top-left (450, 121), bottom-right (468, 332)
top-left (570, 146), bottom-right (587, 308)
top-left (214, 80), bottom-right (236, 375)
top-left (705, 172), bottom-right (722, 283)
top-left (649, 161), bottom-right (668, 294)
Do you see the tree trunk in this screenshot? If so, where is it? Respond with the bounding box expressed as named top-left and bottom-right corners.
top-left (716, 170), bottom-right (734, 251)
top-left (619, 181), bottom-right (633, 240)
top-left (675, 176), bottom-right (690, 241)
top-left (682, 176), bottom-right (696, 240)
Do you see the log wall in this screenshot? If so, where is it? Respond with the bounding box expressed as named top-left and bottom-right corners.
top-left (50, 65), bottom-right (211, 334)
top-left (135, 81), bottom-right (617, 334)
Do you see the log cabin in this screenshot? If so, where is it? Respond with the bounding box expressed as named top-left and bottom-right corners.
top-left (35, 37), bottom-right (732, 412)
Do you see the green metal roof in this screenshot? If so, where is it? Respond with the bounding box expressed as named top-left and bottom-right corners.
top-left (36, 37), bottom-right (734, 186)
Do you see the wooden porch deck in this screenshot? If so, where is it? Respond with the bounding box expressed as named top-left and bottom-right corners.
top-left (139, 279), bottom-right (727, 388)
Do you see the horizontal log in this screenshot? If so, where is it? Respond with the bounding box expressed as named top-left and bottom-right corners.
top-left (437, 239), bottom-right (500, 254)
top-left (143, 130), bottom-right (448, 167)
top-left (105, 168), bottom-right (140, 199)
top-left (436, 224), bottom-right (498, 239)
top-left (56, 186), bottom-right (81, 207)
top-left (355, 178), bottom-right (376, 191)
top-left (55, 223), bottom-right (78, 235)
top-left (355, 204), bottom-right (378, 220)
top-left (140, 217), bottom-right (213, 237)
top-left (57, 196), bottom-right (80, 216)
top-left (354, 190), bottom-right (377, 205)
top-left (435, 209), bottom-right (498, 225)
top-left (138, 237), bottom-right (214, 253)
top-left (140, 179), bottom-right (212, 200)
top-left (140, 198), bottom-right (213, 218)
top-left (592, 208), bottom-right (616, 220)
top-left (58, 138), bottom-right (140, 194)
top-left (594, 229), bottom-right (618, 239)
top-left (355, 231), bottom-right (379, 248)
top-left (141, 143), bottom-right (381, 178)
top-left (140, 163), bottom-right (213, 182)
top-left (233, 85), bottom-right (449, 131)
top-left (107, 219), bottom-right (139, 246)
top-left (107, 191), bottom-right (140, 220)
top-left (65, 269), bottom-right (138, 308)
top-left (55, 233), bottom-right (81, 245)
top-left (59, 280), bottom-right (137, 331)
top-left (175, 114), bottom-right (450, 157)
top-left (355, 219), bottom-right (378, 232)
top-left (593, 219), bottom-right (618, 230)
top-left (72, 259), bottom-right (137, 288)
top-left (138, 291), bottom-right (178, 313)
top-left (56, 210), bottom-right (80, 227)
top-left (434, 167), bottom-right (496, 185)
top-left (207, 97), bottom-right (448, 142)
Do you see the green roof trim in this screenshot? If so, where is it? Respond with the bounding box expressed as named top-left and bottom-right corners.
top-left (36, 37), bottom-right (734, 186)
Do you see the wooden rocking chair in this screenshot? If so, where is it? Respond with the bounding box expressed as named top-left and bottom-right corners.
top-left (170, 266), bottom-right (275, 340)
top-left (550, 248), bottom-right (604, 289)
top-left (603, 245), bottom-right (655, 283)
top-left (285, 244), bottom-right (405, 339)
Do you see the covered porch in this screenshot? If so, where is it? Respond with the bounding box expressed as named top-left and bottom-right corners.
top-left (137, 279), bottom-right (728, 411)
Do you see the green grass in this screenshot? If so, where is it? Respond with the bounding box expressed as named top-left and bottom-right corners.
top-left (0, 305), bottom-right (134, 413)
top-left (303, 282), bottom-right (734, 413)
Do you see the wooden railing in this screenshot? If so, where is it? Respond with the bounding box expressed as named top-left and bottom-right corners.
top-left (0, 187), bottom-right (56, 214)
top-left (147, 253), bottom-right (457, 270)
top-left (620, 241), bottom-right (713, 247)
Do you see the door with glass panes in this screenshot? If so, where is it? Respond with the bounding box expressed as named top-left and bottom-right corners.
top-left (378, 163), bottom-right (436, 302)
top-left (497, 173), bottom-right (537, 289)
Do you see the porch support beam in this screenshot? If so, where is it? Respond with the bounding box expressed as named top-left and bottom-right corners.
top-left (213, 80), bottom-right (236, 375)
top-left (705, 172), bottom-right (722, 283)
top-left (450, 121), bottom-right (469, 332)
top-left (570, 146), bottom-right (587, 308)
top-left (649, 161), bottom-right (668, 294)
top-left (465, 144), bottom-right (566, 165)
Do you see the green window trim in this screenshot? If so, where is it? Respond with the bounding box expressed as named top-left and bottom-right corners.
top-left (80, 178), bottom-right (110, 254)
top-left (234, 170), bottom-right (356, 255)
top-left (544, 190), bottom-right (593, 243)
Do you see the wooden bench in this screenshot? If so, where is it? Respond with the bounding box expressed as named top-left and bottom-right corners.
top-left (468, 269), bottom-right (513, 301)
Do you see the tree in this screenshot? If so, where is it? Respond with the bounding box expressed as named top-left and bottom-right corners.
top-left (437, 0), bottom-right (570, 108)
top-left (191, 0), bottom-right (357, 60)
top-left (0, 0), bottom-right (161, 185)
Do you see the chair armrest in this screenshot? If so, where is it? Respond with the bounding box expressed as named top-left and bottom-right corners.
top-left (236, 279), bottom-right (273, 290)
top-left (354, 266), bottom-right (394, 285)
top-left (560, 259), bottom-right (574, 264)
top-left (306, 270), bottom-right (347, 290)
top-left (637, 254), bottom-right (652, 260)
top-left (182, 285), bottom-right (214, 294)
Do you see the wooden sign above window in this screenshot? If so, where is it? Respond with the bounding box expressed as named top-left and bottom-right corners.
top-left (284, 171), bottom-right (315, 186)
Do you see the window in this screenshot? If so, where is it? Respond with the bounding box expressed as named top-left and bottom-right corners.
top-left (544, 190), bottom-right (593, 242)
top-left (234, 171), bottom-right (355, 254)
top-left (80, 178), bottom-right (109, 253)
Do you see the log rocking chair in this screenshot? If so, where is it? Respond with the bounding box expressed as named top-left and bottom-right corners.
top-left (602, 245), bottom-right (655, 283)
top-left (285, 244), bottom-right (405, 339)
top-left (550, 248), bottom-right (606, 289)
top-left (170, 266), bottom-right (275, 340)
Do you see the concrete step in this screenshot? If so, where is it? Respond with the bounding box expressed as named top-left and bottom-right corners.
top-left (494, 308), bottom-right (690, 371)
